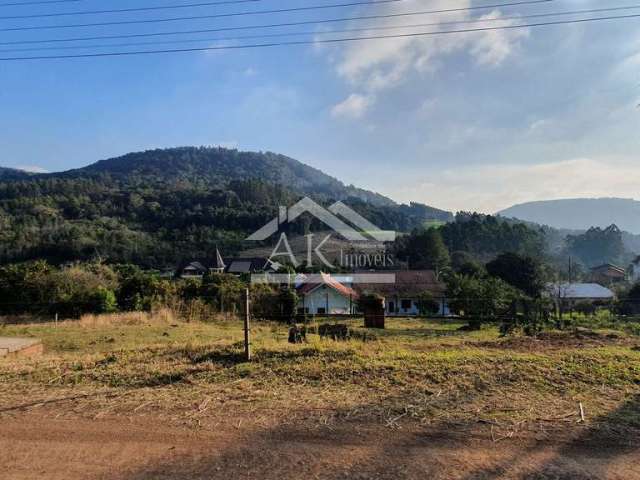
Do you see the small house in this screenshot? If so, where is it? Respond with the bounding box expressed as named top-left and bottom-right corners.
top-left (225, 257), bottom-right (274, 275)
top-left (179, 261), bottom-right (208, 279)
top-left (354, 270), bottom-right (449, 316)
top-left (546, 282), bottom-right (615, 306)
top-left (590, 264), bottom-right (626, 285)
top-left (296, 272), bottom-right (358, 315)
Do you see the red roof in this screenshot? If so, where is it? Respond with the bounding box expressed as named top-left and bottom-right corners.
top-left (297, 273), bottom-right (359, 299)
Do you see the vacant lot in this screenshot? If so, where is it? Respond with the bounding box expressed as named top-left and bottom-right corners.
top-left (1, 315), bottom-right (639, 479)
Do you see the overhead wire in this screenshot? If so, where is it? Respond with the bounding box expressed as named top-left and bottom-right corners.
top-left (2, 4), bottom-right (640, 53)
top-left (0, 0), bottom-right (551, 32)
top-left (0, 0), bottom-right (553, 43)
top-left (1, 11), bottom-right (639, 61)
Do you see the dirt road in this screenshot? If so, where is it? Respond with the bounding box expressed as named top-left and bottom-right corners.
top-left (2, 412), bottom-right (638, 480)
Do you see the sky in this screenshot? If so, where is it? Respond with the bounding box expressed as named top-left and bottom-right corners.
top-left (0, 0), bottom-right (638, 214)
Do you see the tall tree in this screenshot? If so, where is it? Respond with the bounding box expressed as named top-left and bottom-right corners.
top-left (566, 225), bottom-right (625, 267)
top-left (486, 252), bottom-right (545, 298)
top-left (396, 228), bottom-right (450, 272)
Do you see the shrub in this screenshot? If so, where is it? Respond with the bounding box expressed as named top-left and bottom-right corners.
top-left (415, 292), bottom-right (440, 316)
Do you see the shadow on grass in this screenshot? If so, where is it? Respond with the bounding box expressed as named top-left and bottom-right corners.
top-left (116, 384), bottom-right (640, 480)
top-left (454, 395), bottom-right (640, 480)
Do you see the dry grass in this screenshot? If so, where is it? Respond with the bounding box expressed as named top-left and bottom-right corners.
top-left (0, 314), bottom-right (639, 437)
top-left (78, 308), bottom-right (178, 327)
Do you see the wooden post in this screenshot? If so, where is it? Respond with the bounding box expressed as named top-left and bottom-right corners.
top-left (244, 288), bottom-right (251, 362)
top-left (55, 312), bottom-right (58, 328)
top-left (326, 291), bottom-right (329, 315)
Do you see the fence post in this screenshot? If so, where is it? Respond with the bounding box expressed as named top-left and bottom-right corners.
top-left (244, 288), bottom-right (251, 362)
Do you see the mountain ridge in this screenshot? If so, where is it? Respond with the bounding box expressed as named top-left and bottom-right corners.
top-left (0, 146), bottom-right (452, 267)
top-left (498, 197), bottom-right (640, 234)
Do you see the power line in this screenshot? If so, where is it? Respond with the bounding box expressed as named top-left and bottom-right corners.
top-left (0, 0), bottom-right (551, 32)
top-left (0, 0), bottom-right (264, 20)
top-left (0, 0), bottom-right (553, 42)
top-left (2, 4), bottom-right (639, 53)
top-left (0, 5), bottom-right (640, 53)
top-left (0, 0), bottom-right (82, 6)
top-left (1, 11), bottom-right (638, 61)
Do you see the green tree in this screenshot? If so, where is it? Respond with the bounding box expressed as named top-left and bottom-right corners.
top-left (486, 252), bottom-right (545, 298)
top-left (89, 286), bottom-right (118, 313)
top-left (446, 273), bottom-right (521, 330)
top-left (415, 291), bottom-right (440, 316)
top-left (566, 225), bottom-right (625, 267)
top-left (396, 227), bottom-right (450, 272)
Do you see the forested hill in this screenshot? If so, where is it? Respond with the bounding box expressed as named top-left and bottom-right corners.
top-left (0, 167), bottom-right (33, 181)
top-left (61, 147), bottom-right (397, 206)
top-left (0, 147), bottom-right (452, 267)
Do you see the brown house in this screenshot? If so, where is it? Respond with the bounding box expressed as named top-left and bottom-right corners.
top-left (590, 264), bottom-right (626, 285)
top-left (354, 270), bottom-right (448, 316)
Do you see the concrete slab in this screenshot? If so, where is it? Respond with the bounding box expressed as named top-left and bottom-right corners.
top-left (0, 337), bottom-right (43, 358)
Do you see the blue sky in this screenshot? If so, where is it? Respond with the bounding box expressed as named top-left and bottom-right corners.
top-left (0, 0), bottom-right (638, 213)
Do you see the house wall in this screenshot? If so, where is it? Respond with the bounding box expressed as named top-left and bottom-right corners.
top-left (384, 296), bottom-right (450, 316)
top-left (298, 285), bottom-right (355, 314)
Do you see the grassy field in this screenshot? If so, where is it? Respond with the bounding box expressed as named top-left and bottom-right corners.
top-left (2, 313), bottom-right (640, 438)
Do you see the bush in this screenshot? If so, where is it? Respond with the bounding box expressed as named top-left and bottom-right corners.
top-left (89, 287), bottom-right (118, 314)
top-left (415, 292), bottom-right (440, 316)
top-left (573, 301), bottom-right (596, 316)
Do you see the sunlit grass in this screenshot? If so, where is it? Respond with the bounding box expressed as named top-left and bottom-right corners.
top-left (1, 315), bottom-right (639, 430)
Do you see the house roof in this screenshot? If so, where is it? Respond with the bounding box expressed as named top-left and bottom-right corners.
top-left (213, 248), bottom-right (226, 270)
top-left (353, 270), bottom-right (446, 298)
top-left (546, 283), bottom-right (615, 300)
top-left (226, 257), bottom-right (270, 274)
top-left (590, 263), bottom-right (626, 274)
top-left (297, 272), bottom-right (359, 299)
top-left (182, 261), bottom-right (207, 272)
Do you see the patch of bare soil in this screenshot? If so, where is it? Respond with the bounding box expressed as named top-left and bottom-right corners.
top-left (472, 330), bottom-right (636, 352)
top-left (1, 410), bottom-right (639, 480)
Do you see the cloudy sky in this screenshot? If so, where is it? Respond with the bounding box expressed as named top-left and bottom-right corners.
top-left (0, 0), bottom-right (638, 213)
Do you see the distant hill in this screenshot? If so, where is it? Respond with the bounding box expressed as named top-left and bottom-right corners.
top-left (0, 166), bottom-right (33, 181)
top-left (0, 147), bottom-right (452, 267)
top-left (61, 147), bottom-right (398, 207)
top-left (499, 198), bottom-right (640, 234)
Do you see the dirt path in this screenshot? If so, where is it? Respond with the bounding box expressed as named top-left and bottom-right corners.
top-left (1, 412), bottom-right (639, 480)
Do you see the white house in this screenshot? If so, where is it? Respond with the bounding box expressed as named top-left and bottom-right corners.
top-left (354, 270), bottom-right (449, 316)
top-left (296, 273), bottom-right (358, 315)
top-left (546, 282), bottom-right (615, 305)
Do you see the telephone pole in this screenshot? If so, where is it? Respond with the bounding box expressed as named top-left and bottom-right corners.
top-left (244, 288), bottom-right (251, 362)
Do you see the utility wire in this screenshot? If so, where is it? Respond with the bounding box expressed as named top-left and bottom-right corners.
top-left (1, 11), bottom-right (638, 61)
top-left (2, 4), bottom-right (639, 53)
top-left (0, 0), bottom-right (551, 32)
top-left (0, 0), bottom-right (264, 20)
top-left (0, 0), bottom-right (82, 6)
top-left (0, 0), bottom-right (553, 41)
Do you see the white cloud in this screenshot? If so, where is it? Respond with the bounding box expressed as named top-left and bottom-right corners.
top-left (469, 11), bottom-right (529, 66)
top-left (15, 165), bottom-right (49, 173)
top-left (331, 93), bottom-right (375, 119)
top-left (380, 157), bottom-right (640, 214)
top-left (332, 2), bottom-right (528, 93)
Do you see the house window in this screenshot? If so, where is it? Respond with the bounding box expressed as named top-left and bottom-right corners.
top-left (401, 299), bottom-right (412, 310)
